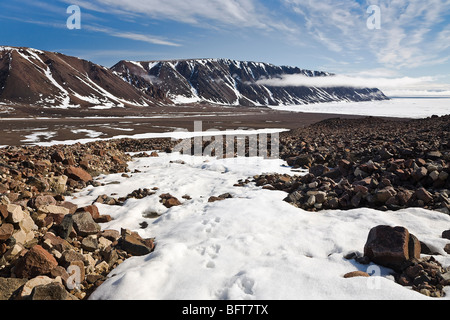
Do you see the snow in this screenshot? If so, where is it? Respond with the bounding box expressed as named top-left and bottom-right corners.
top-left (269, 97), bottom-right (450, 118)
top-left (21, 131), bottom-right (57, 143)
top-left (26, 128), bottom-right (289, 147)
top-left (63, 151), bottom-right (450, 300)
top-left (42, 65), bottom-right (80, 109)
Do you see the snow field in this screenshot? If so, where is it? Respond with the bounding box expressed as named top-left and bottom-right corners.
top-left (65, 152), bottom-right (450, 300)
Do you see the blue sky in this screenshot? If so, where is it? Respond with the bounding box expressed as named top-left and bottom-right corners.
top-left (1, 0), bottom-right (450, 94)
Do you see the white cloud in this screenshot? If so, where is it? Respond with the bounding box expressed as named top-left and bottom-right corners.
top-left (255, 73), bottom-right (450, 96)
top-left (69, 0), bottom-right (291, 32)
top-left (83, 25), bottom-right (181, 47)
top-left (283, 0), bottom-right (450, 69)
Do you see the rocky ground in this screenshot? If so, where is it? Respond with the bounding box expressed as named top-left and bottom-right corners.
top-left (252, 115), bottom-right (450, 214)
top-left (0, 139), bottom-right (174, 300)
top-left (0, 114), bottom-right (449, 299)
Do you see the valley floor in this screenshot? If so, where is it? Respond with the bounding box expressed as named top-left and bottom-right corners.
top-left (0, 104), bottom-right (394, 146)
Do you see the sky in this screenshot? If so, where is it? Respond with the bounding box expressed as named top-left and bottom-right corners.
top-left (1, 0), bottom-right (450, 95)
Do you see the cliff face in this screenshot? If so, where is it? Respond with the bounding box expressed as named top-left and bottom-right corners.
top-left (112, 58), bottom-right (388, 107)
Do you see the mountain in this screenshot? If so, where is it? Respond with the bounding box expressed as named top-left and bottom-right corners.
top-left (0, 46), bottom-right (168, 112)
top-left (0, 46), bottom-right (388, 115)
top-left (111, 59), bottom-right (388, 107)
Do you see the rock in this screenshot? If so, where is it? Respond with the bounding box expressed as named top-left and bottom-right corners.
top-left (81, 235), bottom-right (99, 252)
top-left (445, 244), bottom-right (450, 254)
top-left (33, 195), bottom-right (57, 209)
top-left (287, 154), bottom-right (314, 168)
top-left (60, 249), bottom-right (85, 268)
top-left (15, 245), bottom-right (58, 278)
top-left (98, 236), bottom-right (113, 251)
top-left (71, 211), bottom-right (101, 237)
top-left (30, 281), bottom-right (75, 300)
top-left (412, 167), bottom-right (428, 181)
top-left (11, 229), bottom-right (35, 246)
top-left (379, 147), bottom-right (394, 160)
top-left (159, 194), bottom-right (181, 208)
top-left (309, 164), bottom-right (329, 177)
top-left (38, 205), bottom-right (70, 216)
top-left (306, 195), bottom-right (316, 207)
top-left (64, 166), bottom-right (92, 183)
top-left (94, 261), bottom-right (110, 275)
top-left (48, 175), bottom-right (68, 194)
top-left (376, 187), bottom-right (397, 203)
top-left (0, 204), bottom-right (8, 220)
top-left (19, 214), bottom-right (35, 234)
top-left (42, 232), bottom-right (72, 252)
top-left (6, 204), bottom-right (24, 224)
top-left (0, 223), bottom-right (14, 241)
top-left (343, 271), bottom-right (370, 278)
top-left (442, 230), bottom-right (450, 240)
top-left (101, 229), bottom-right (121, 242)
top-left (59, 201), bottom-right (78, 214)
top-left (51, 214), bottom-right (74, 240)
top-left (429, 171), bottom-right (440, 181)
top-left (427, 151), bottom-right (442, 160)
top-left (0, 277), bottom-right (28, 300)
top-left (3, 243), bottom-right (25, 262)
top-left (79, 205), bottom-right (100, 220)
top-left (51, 150), bottom-right (65, 163)
top-left (363, 225), bottom-right (421, 272)
top-left (415, 188), bottom-right (433, 204)
top-left (439, 171), bottom-right (449, 181)
top-left (120, 230), bottom-right (155, 256)
top-left (314, 191), bottom-right (327, 204)
top-left (18, 276), bottom-right (61, 299)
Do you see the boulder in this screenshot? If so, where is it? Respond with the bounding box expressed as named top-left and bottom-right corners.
top-left (376, 187), bottom-right (397, 203)
top-left (33, 195), bottom-right (57, 209)
top-left (415, 188), bottom-right (433, 204)
top-left (0, 223), bottom-right (14, 241)
top-left (71, 211), bottom-right (101, 237)
top-left (15, 245), bottom-right (58, 278)
top-left (6, 204), bottom-right (24, 224)
top-left (0, 204), bottom-right (9, 220)
top-left (78, 205), bottom-right (100, 220)
top-left (364, 225), bottom-right (421, 272)
top-left (442, 230), bottom-right (450, 240)
top-left (64, 166), bottom-right (92, 183)
top-left (48, 175), bottom-right (68, 194)
top-left (37, 205), bottom-right (70, 216)
top-left (412, 167), bottom-right (428, 181)
top-left (18, 276), bottom-right (61, 299)
top-left (287, 154), bottom-right (314, 168)
top-left (30, 281), bottom-right (75, 300)
top-left (120, 230), bottom-right (155, 256)
top-left (0, 277), bottom-right (28, 300)
top-left (159, 194), bottom-right (181, 208)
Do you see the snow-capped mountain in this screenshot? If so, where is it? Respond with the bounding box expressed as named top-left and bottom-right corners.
top-left (0, 46), bottom-right (388, 114)
top-left (112, 58), bottom-right (388, 107)
top-left (0, 46), bottom-right (167, 111)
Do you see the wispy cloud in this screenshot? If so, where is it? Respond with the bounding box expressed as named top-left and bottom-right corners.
top-left (66, 0), bottom-right (293, 32)
top-left (283, 0), bottom-right (450, 70)
top-left (84, 25), bottom-right (181, 47)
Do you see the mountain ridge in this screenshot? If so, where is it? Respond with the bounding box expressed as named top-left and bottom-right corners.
top-left (0, 46), bottom-right (388, 116)
top-left (112, 58), bottom-right (388, 107)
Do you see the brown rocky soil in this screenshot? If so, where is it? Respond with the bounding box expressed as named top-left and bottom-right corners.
top-left (0, 113), bottom-right (449, 300)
